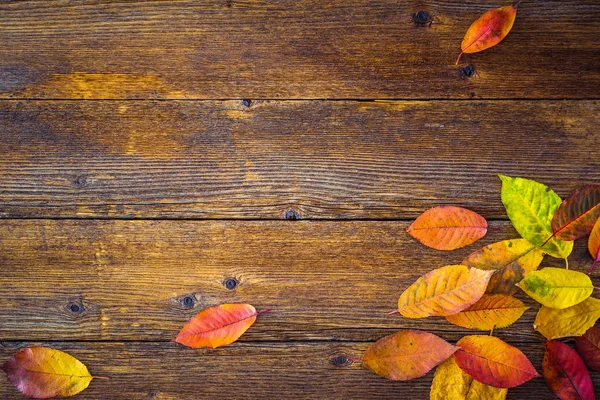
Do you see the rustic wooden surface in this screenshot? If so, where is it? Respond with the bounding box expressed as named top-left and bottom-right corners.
top-left (1, 0), bottom-right (599, 399)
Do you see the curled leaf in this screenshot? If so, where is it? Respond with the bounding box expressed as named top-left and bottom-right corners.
top-left (517, 267), bottom-right (593, 309)
top-left (534, 297), bottom-right (600, 339)
top-left (174, 303), bottom-right (262, 348)
top-left (463, 238), bottom-right (544, 294)
top-left (406, 206), bottom-right (487, 251)
top-left (575, 327), bottom-right (600, 373)
top-left (589, 218), bottom-right (600, 273)
top-left (362, 330), bottom-right (459, 381)
top-left (398, 265), bottom-right (494, 318)
top-left (551, 184), bottom-right (600, 241)
top-left (430, 357), bottom-right (508, 400)
top-left (543, 340), bottom-right (596, 400)
top-left (1, 347), bottom-right (95, 399)
top-left (456, 2), bottom-right (520, 64)
top-left (445, 294), bottom-right (528, 331)
top-left (454, 335), bottom-right (539, 388)
top-left (499, 175), bottom-right (573, 259)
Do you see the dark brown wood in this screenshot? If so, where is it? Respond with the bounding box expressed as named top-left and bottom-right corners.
top-left (1, 1), bottom-right (599, 99)
top-left (1, 100), bottom-right (598, 219)
top-left (0, 341), bottom-right (594, 399)
top-left (0, 219), bottom-right (596, 342)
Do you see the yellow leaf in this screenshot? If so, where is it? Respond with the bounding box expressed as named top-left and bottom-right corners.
top-left (398, 265), bottom-right (494, 318)
top-left (518, 268), bottom-right (593, 309)
top-left (445, 294), bottom-right (528, 330)
top-left (1, 347), bottom-right (95, 398)
top-left (534, 297), bottom-right (600, 339)
top-left (430, 357), bottom-right (508, 400)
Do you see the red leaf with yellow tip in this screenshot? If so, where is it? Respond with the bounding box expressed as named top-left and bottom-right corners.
top-left (588, 218), bottom-right (600, 274)
top-left (174, 303), bottom-right (265, 348)
top-left (454, 335), bottom-right (539, 388)
top-left (362, 330), bottom-right (459, 381)
top-left (407, 206), bottom-right (487, 251)
top-left (543, 340), bottom-right (596, 400)
top-left (2, 347), bottom-right (98, 399)
top-left (457, 2), bottom-right (521, 64)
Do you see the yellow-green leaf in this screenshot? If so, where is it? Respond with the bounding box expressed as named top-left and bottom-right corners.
top-left (463, 238), bottom-right (544, 294)
top-left (398, 265), bottom-right (494, 318)
top-left (445, 294), bottom-right (528, 330)
top-left (499, 175), bottom-right (573, 259)
top-left (534, 297), bottom-right (600, 339)
top-left (517, 267), bottom-right (593, 309)
top-left (430, 357), bottom-right (508, 400)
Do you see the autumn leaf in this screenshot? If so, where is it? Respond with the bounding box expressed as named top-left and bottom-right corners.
top-left (445, 294), bottom-right (528, 331)
top-left (454, 335), bottom-right (539, 388)
top-left (174, 303), bottom-right (265, 348)
top-left (550, 184), bottom-right (600, 241)
top-left (397, 265), bottom-right (494, 318)
top-left (589, 218), bottom-right (600, 274)
top-left (534, 297), bottom-right (600, 339)
top-left (362, 330), bottom-right (459, 381)
top-left (456, 2), bottom-right (521, 64)
top-left (499, 175), bottom-right (573, 259)
top-left (1, 347), bottom-right (98, 399)
top-left (542, 340), bottom-right (596, 400)
top-left (463, 238), bottom-right (544, 294)
top-left (430, 357), bottom-right (508, 400)
top-left (406, 206), bottom-right (487, 250)
top-left (576, 327), bottom-right (600, 373)
top-left (517, 267), bottom-right (593, 309)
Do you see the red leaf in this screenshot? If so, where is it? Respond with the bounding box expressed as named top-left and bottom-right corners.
top-left (454, 335), bottom-right (539, 388)
top-left (551, 185), bottom-right (600, 241)
top-left (543, 340), bottom-right (596, 400)
top-left (576, 327), bottom-right (600, 373)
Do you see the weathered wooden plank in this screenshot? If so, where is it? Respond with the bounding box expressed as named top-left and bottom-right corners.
top-left (1, 100), bottom-right (598, 219)
top-left (0, 341), bottom-right (593, 399)
top-left (1, 0), bottom-right (599, 99)
top-left (0, 220), bottom-right (596, 342)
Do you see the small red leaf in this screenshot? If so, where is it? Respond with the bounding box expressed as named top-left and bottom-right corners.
top-left (576, 327), bottom-right (600, 373)
top-left (543, 340), bottom-right (596, 400)
top-left (551, 185), bottom-right (600, 241)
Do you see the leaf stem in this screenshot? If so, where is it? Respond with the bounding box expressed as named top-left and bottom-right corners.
top-left (590, 260), bottom-right (598, 275)
top-left (386, 310), bottom-right (399, 315)
top-left (514, 0), bottom-right (523, 8)
top-left (257, 308), bottom-right (273, 316)
top-left (489, 325), bottom-right (495, 337)
top-left (564, 258), bottom-right (569, 270)
top-left (456, 51), bottom-right (464, 65)
top-left (93, 376), bottom-right (110, 380)
top-left (346, 357), bottom-right (362, 363)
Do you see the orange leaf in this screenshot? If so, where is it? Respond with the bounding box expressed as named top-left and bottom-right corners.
top-left (445, 294), bottom-right (528, 331)
top-left (2, 347), bottom-right (98, 398)
top-left (398, 265), bottom-right (494, 318)
top-left (407, 206), bottom-right (487, 251)
top-left (174, 303), bottom-right (264, 348)
top-left (362, 330), bottom-right (459, 380)
top-left (457, 2), bottom-right (521, 64)
top-left (454, 335), bottom-right (539, 388)
top-left (589, 218), bottom-right (600, 274)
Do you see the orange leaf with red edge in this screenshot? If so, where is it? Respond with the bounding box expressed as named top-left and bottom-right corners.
top-left (454, 335), bottom-right (539, 388)
top-left (174, 303), bottom-right (264, 348)
top-left (576, 327), bottom-right (600, 373)
top-left (362, 330), bottom-right (459, 381)
top-left (445, 294), bottom-right (528, 331)
top-left (407, 206), bottom-right (487, 251)
top-left (543, 340), bottom-right (596, 400)
top-left (2, 347), bottom-right (99, 399)
top-left (589, 218), bottom-right (600, 274)
top-left (457, 2), bottom-right (521, 64)
top-left (398, 265), bottom-right (494, 318)
top-left (551, 185), bottom-right (600, 241)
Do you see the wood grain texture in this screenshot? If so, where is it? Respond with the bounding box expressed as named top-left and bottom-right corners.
top-left (0, 341), bottom-right (594, 399)
top-left (0, 219), bottom-right (596, 342)
top-left (1, 0), bottom-right (599, 99)
top-left (1, 100), bottom-right (598, 219)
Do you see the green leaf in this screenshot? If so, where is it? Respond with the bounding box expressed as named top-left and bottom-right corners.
top-left (517, 267), bottom-right (593, 309)
top-left (499, 175), bottom-right (573, 259)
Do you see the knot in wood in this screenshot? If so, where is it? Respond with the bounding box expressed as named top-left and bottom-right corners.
top-left (284, 210), bottom-right (301, 220)
top-left (331, 355), bottom-right (350, 366)
top-left (460, 65), bottom-right (475, 78)
top-left (224, 278), bottom-right (238, 290)
top-left (241, 99), bottom-right (252, 107)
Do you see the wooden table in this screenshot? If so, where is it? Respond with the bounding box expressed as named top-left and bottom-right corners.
top-left (1, 1), bottom-right (599, 398)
